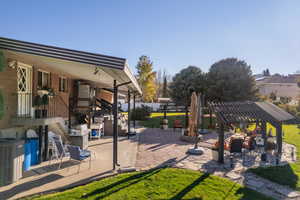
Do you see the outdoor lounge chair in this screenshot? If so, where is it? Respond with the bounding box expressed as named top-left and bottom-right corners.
top-left (173, 120), bottom-right (183, 131)
top-left (52, 136), bottom-right (70, 169)
top-left (67, 145), bottom-right (92, 173)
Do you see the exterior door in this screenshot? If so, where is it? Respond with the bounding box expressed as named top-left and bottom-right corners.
top-left (17, 62), bottom-right (32, 117)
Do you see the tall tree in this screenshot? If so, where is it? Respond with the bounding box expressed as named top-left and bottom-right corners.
top-left (169, 66), bottom-right (206, 127)
top-left (136, 55), bottom-right (157, 102)
top-left (206, 58), bottom-right (257, 102)
top-left (169, 66), bottom-right (206, 105)
top-left (162, 72), bottom-right (169, 98)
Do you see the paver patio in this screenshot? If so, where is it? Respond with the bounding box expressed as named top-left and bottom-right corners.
top-left (135, 128), bottom-right (300, 199)
top-left (0, 135), bottom-right (139, 200)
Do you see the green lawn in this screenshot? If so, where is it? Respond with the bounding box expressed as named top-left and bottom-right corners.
top-left (139, 114), bottom-right (215, 129)
top-left (248, 124), bottom-right (300, 190)
top-left (27, 168), bottom-right (272, 200)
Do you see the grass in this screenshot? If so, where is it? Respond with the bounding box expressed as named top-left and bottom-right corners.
top-left (26, 168), bottom-right (273, 200)
top-left (248, 124), bottom-right (300, 190)
top-left (139, 113), bottom-right (215, 129)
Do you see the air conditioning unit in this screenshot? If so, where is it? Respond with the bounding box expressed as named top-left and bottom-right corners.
top-left (0, 139), bottom-right (24, 186)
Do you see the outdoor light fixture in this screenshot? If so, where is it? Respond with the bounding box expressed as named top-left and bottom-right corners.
top-left (94, 66), bottom-right (102, 75)
top-left (7, 59), bottom-right (17, 69)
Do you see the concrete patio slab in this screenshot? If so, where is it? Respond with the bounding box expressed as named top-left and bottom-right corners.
top-left (0, 134), bottom-right (139, 200)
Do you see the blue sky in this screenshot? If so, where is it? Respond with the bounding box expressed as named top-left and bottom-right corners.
top-left (1, 0), bottom-right (300, 75)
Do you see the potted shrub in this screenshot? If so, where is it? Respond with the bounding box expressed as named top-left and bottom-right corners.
top-left (37, 86), bottom-right (55, 97)
top-left (41, 94), bottom-right (49, 118)
top-left (33, 95), bottom-right (42, 118)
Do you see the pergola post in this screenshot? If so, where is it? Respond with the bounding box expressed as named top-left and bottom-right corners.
top-left (113, 80), bottom-right (118, 170)
top-left (261, 121), bottom-right (267, 151)
top-left (127, 90), bottom-right (131, 139)
top-left (209, 109), bottom-right (213, 128)
top-left (276, 123), bottom-right (283, 154)
top-left (218, 123), bottom-right (225, 164)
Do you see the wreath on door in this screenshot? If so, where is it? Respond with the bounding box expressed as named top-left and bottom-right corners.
top-left (0, 89), bottom-right (4, 119)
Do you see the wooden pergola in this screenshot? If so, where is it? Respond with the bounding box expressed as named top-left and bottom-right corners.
top-left (208, 101), bottom-right (297, 163)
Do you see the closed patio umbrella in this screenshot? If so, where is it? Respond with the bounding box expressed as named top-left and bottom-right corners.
top-left (188, 92), bottom-right (198, 137)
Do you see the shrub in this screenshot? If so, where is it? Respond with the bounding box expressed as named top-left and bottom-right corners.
top-left (131, 105), bottom-right (152, 121)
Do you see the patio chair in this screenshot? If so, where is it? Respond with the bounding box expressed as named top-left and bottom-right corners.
top-left (173, 120), bottom-right (183, 131)
top-left (67, 145), bottom-right (92, 173)
top-left (230, 138), bottom-right (243, 154)
top-left (52, 136), bottom-right (70, 169)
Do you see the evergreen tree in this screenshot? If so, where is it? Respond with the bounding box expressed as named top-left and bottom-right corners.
top-left (136, 55), bottom-right (157, 102)
top-left (206, 58), bottom-right (257, 101)
top-left (162, 75), bottom-right (168, 97)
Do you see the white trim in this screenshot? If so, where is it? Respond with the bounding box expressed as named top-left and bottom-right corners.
top-left (17, 61), bottom-right (32, 69)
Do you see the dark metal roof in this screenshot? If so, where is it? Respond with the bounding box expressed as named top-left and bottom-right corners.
top-left (255, 102), bottom-right (295, 122)
top-left (0, 37), bottom-right (126, 69)
top-left (208, 101), bottom-right (297, 126)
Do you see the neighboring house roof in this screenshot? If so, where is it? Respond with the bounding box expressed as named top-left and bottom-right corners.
top-left (0, 37), bottom-right (142, 95)
top-left (257, 74), bottom-right (300, 84)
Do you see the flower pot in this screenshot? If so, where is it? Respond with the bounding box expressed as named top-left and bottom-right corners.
top-left (35, 109), bottom-right (41, 119)
top-left (37, 90), bottom-right (49, 97)
top-left (211, 149), bottom-right (219, 161)
top-left (162, 124), bottom-right (168, 130)
top-left (42, 109), bottom-right (48, 118)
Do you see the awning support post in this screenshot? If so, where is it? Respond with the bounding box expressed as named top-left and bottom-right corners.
top-left (112, 80), bottom-right (132, 170)
top-left (133, 92), bottom-right (136, 130)
top-left (127, 90), bottom-right (131, 139)
top-left (113, 80), bottom-right (119, 170)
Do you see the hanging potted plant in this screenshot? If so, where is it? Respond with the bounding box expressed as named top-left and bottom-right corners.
top-left (41, 94), bottom-right (49, 118)
top-left (33, 95), bottom-right (42, 118)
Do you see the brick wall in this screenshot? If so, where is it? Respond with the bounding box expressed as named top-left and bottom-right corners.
top-left (32, 67), bottom-right (74, 119)
top-left (0, 66), bottom-right (17, 129)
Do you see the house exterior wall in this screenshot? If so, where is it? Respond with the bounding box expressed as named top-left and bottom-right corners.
top-left (32, 66), bottom-right (74, 119)
top-left (0, 56), bottom-right (76, 130)
top-left (257, 82), bottom-right (300, 104)
top-left (0, 65), bottom-right (17, 129)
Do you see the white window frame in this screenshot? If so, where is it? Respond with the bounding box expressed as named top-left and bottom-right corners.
top-left (59, 76), bottom-right (68, 92)
top-left (37, 69), bottom-right (50, 89)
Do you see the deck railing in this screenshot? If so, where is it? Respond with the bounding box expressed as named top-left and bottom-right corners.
top-left (16, 93), bottom-right (70, 119)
